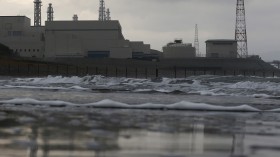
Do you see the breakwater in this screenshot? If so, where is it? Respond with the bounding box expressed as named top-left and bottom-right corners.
top-left (0, 57), bottom-right (279, 78)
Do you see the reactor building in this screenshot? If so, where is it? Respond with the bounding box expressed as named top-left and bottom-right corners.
top-left (0, 0), bottom-right (241, 60)
top-left (0, 0), bottom-right (153, 59)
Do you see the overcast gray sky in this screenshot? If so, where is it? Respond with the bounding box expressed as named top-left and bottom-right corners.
top-left (0, 0), bottom-right (279, 61)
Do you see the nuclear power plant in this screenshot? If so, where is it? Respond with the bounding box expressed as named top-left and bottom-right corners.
top-left (0, 0), bottom-right (157, 60)
top-left (0, 0), bottom-right (252, 60)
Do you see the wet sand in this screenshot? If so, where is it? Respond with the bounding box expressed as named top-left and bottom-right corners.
top-left (0, 107), bottom-right (280, 157)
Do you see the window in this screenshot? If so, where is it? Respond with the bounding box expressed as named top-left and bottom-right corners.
top-left (37, 49), bottom-right (40, 52)
top-left (13, 31), bottom-right (22, 36)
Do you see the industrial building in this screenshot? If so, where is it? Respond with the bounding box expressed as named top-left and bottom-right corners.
top-left (0, 0), bottom-right (251, 61)
top-left (0, 0), bottom-right (153, 59)
top-left (0, 16), bottom-right (45, 58)
top-left (163, 39), bottom-right (196, 59)
top-left (206, 39), bottom-right (238, 58)
top-left (44, 20), bottom-right (133, 58)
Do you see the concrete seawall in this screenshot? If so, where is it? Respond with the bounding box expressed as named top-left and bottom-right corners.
top-left (0, 57), bottom-right (279, 78)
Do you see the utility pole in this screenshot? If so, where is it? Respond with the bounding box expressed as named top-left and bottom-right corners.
top-left (235, 0), bottom-right (248, 58)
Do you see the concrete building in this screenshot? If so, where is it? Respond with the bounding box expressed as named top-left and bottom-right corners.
top-left (0, 16), bottom-right (45, 58)
top-left (206, 39), bottom-right (238, 58)
top-left (45, 20), bottom-right (132, 58)
top-left (0, 15), bottom-right (154, 59)
top-left (163, 39), bottom-right (196, 58)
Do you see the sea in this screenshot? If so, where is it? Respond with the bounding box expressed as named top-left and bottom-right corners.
top-left (0, 75), bottom-right (280, 157)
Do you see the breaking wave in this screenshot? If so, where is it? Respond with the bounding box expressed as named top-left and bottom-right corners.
top-left (1, 75), bottom-right (280, 98)
top-left (0, 98), bottom-right (261, 112)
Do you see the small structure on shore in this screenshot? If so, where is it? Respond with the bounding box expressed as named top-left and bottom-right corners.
top-left (206, 39), bottom-right (238, 58)
top-left (163, 39), bottom-right (196, 59)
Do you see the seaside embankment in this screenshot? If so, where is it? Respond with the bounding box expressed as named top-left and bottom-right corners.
top-left (0, 56), bottom-right (279, 78)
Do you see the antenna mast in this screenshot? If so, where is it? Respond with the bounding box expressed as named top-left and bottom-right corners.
top-left (194, 24), bottom-right (200, 57)
top-left (99, 0), bottom-right (106, 21)
top-left (106, 8), bottom-right (111, 20)
top-left (73, 14), bottom-right (78, 21)
top-left (34, 0), bottom-right (42, 26)
top-left (235, 0), bottom-right (248, 58)
top-left (47, 3), bottom-right (54, 22)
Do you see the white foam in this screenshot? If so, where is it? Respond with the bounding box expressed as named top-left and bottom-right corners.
top-left (228, 81), bottom-right (280, 91)
top-left (69, 86), bottom-right (89, 90)
top-left (133, 89), bottom-right (153, 92)
top-left (4, 75), bottom-right (280, 98)
top-left (4, 85), bottom-right (67, 90)
top-left (21, 76), bottom-right (84, 84)
top-left (3, 85), bottom-right (89, 91)
top-left (0, 98), bottom-right (261, 112)
top-left (269, 108), bottom-right (280, 112)
top-left (252, 94), bottom-right (271, 98)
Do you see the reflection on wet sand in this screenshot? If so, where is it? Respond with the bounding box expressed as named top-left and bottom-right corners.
top-left (0, 109), bottom-right (279, 157)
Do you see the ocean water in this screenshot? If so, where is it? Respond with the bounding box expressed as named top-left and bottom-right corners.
top-left (0, 75), bottom-right (280, 157)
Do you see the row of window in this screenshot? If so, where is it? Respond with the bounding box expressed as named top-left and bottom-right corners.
top-left (8, 31), bottom-right (22, 37)
top-left (13, 49), bottom-right (40, 53)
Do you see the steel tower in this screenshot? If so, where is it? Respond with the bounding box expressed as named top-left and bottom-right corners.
top-left (99, 0), bottom-right (106, 21)
top-left (106, 8), bottom-right (111, 20)
top-left (34, 0), bottom-right (42, 26)
top-left (47, 3), bottom-right (54, 22)
top-left (73, 14), bottom-right (78, 21)
top-left (235, 0), bottom-right (248, 58)
top-left (194, 24), bottom-right (200, 57)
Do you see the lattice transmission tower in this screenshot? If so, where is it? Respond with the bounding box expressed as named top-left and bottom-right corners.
top-left (194, 24), bottom-right (200, 57)
top-left (99, 0), bottom-right (106, 21)
top-left (235, 0), bottom-right (248, 58)
top-left (34, 0), bottom-right (42, 26)
top-left (106, 8), bottom-right (111, 21)
top-left (47, 3), bottom-right (54, 22)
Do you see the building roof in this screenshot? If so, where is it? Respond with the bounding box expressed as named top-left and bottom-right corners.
top-left (0, 16), bottom-right (30, 19)
top-left (45, 20), bottom-right (122, 31)
top-left (206, 39), bottom-right (237, 42)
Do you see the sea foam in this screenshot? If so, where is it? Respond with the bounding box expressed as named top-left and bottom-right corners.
top-left (0, 98), bottom-right (261, 112)
top-left (2, 75), bottom-right (280, 98)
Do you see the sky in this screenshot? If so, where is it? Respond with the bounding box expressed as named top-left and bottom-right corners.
top-left (0, 0), bottom-right (279, 61)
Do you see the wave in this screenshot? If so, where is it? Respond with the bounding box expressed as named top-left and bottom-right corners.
top-left (0, 98), bottom-right (266, 112)
top-left (1, 85), bottom-right (89, 91)
top-left (2, 75), bottom-right (280, 98)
